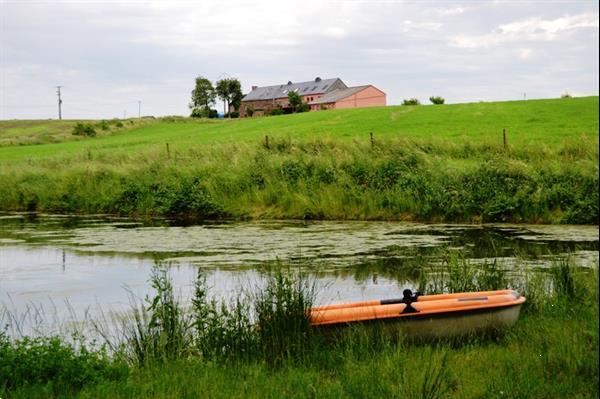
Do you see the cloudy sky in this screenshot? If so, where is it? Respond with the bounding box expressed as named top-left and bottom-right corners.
top-left (0, 0), bottom-right (598, 119)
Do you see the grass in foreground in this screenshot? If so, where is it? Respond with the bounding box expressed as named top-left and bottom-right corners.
top-left (2, 257), bottom-right (598, 398)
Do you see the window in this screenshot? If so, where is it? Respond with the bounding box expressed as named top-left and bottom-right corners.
top-left (303, 87), bottom-right (309, 92)
top-left (311, 86), bottom-right (317, 91)
top-left (282, 90), bottom-right (288, 94)
top-left (322, 84), bottom-right (329, 90)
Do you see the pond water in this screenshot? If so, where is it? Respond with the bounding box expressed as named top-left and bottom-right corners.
top-left (0, 213), bottom-right (598, 336)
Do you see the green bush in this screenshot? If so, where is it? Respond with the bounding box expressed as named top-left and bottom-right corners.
top-left (402, 98), bottom-right (420, 106)
top-left (268, 108), bottom-right (285, 116)
top-left (72, 122), bottom-right (96, 137)
top-left (190, 108), bottom-right (218, 118)
top-left (429, 96), bottom-right (445, 105)
top-left (0, 332), bottom-right (127, 393)
top-left (297, 102), bottom-right (310, 113)
top-left (96, 120), bottom-right (110, 130)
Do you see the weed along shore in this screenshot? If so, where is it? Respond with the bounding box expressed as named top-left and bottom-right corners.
top-left (0, 97), bottom-right (598, 224)
top-left (1, 258), bottom-right (598, 398)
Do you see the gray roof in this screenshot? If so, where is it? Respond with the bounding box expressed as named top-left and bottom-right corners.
top-left (309, 85), bottom-right (371, 104)
top-left (242, 78), bottom-right (343, 101)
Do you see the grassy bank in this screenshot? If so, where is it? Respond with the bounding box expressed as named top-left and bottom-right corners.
top-left (0, 97), bottom-right (597, 223)
top-left (2, 258), bottom-right (598, 398)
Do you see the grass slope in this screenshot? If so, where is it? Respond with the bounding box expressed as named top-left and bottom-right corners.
top-left (0, 97), bottom-right (597, 223)
top-left (0, 97), bottom-right (597, 160)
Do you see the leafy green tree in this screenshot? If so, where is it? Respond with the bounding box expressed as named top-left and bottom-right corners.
top-left (287, 91), bottom-right (309, 113)
top-left (287, 91), bottom-right (302, 111)
top-left (190, 76), bottom-right (216, 112)
top-left (216, 78), bottom-right (243, 117)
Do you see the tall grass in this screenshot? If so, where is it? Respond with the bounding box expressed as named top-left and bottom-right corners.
top-left (254, 271), bottom-right (315, 363)
top-left (0, 135), bottom-right (597, 223)
top-left (2, 257), bottom-right (598, 398)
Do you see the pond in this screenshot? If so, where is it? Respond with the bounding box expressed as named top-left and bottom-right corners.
top-left (0, 213), bottom-right (597, 336)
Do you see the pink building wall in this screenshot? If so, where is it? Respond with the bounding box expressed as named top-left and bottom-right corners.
top-left (332, 86), bottom-right (386, 109)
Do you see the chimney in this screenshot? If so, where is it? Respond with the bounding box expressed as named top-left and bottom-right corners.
top-left (251, 85), bottom-right (258, 91)
top-left (315, 77), bottom-right (321, 82)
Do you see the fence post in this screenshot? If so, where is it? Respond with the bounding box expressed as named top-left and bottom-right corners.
top-left (503, 129), bottom-right (507, 150)
top-left (265, 135), bottom-right (270, 149)
top-left (166, 142), bottom-right (170, 158)
top-left (370, 132), bottom-right (374, 148)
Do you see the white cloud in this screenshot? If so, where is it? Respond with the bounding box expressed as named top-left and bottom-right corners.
top-left (324, 27), bottom-right (346, 38)
top-left (499, 12), bottom-right (598, 36)
top-left (451, 11), bottom-right (599, 48)
top-left (517, 48), bottom-right (533, 59)
top-left (435, 6), bottom-right (466, 16)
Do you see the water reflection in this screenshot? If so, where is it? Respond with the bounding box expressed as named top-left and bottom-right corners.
top-left (0, 213), bottom-right (597, 336)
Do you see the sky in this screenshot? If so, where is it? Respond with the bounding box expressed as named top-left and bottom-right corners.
top-left (0, 0), bottom-right (598, 119)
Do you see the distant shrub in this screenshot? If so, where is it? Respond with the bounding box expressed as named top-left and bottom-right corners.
top-left (402, 98), bottom-right (420, 106)
top-left (228, 111), bottom-right (239, 118)
top-left (190, 108), bottom-right (202, 118)
top-left (429, 96), bottom-right (445, 105)
top-left (561, 92), bottom-right (572, 98)
top-left (115, 121), bottom-right (124, 128)
top-left (96, 120), bottom-right (110, 130)
top-left (161, 116), bottom-right (188, 123)
top-left (246, 105), bottom-right (254, 117)
top-left (268, 108), bottom-right (285, 116)
top-left (72, 122), bottom-right (96, 137)
top-left (190, 108), bottom-right (218, 118)
top-left (297, 103), bottom-right (309, 113)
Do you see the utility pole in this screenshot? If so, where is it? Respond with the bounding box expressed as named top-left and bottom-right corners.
top-left (138, 100), bottom-right (141, 118)
top-left (56, 86), bottom-right (63, 120)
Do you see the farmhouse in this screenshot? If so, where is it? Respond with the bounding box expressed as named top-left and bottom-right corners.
top-left (239, 77), bottom-right (386, 117)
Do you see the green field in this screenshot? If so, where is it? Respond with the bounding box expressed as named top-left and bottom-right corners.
top-left (0, 97), bottom-right (598, 223)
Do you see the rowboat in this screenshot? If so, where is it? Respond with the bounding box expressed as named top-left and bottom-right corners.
top-left (310, 289), bottom-right (526, 338)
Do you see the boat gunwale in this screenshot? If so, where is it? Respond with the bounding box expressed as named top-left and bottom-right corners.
top-left (310, 292), bottom-right (526, 326)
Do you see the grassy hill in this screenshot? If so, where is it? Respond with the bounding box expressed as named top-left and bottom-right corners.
top-left (0, 97), bottom-right (597, 223)
top-left (0, 97), bottom-right (597, 160)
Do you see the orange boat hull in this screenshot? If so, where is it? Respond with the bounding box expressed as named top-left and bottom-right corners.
top-left (310, 290), bottom-right (526, 338)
